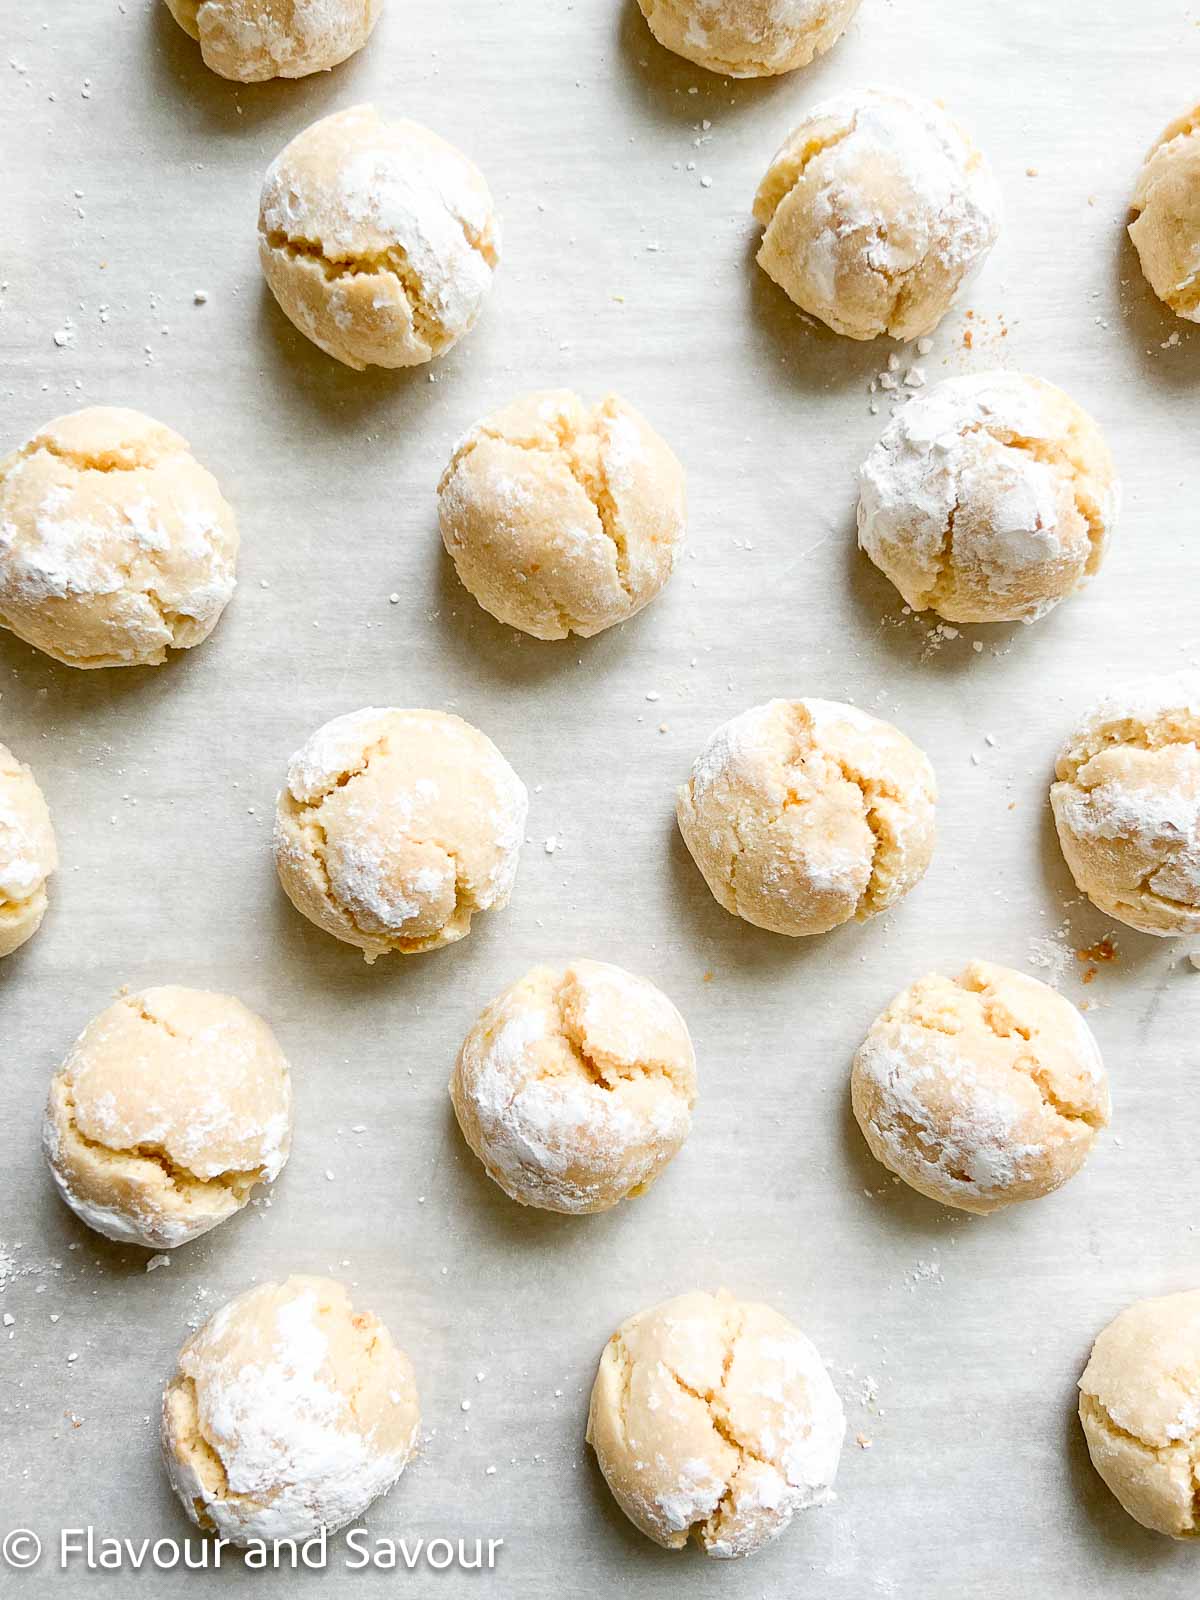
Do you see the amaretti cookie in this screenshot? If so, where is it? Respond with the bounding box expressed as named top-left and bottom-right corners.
top-left (161, 1276), bottom-right (419, 1542)
top-left (858, 372), bottom-right (1119, 623)
top-left (0, 407), bottom-right (237, 669)
top-left (587, 1288), bottom-right (844, 1558)
top-left (438, 390), bottom-right (686, 640)
top-left (677, 698), bottom-right (936, 936)
top-left (1051, 674), bottom-right (1200, 936)
top-left (0, 741), bottom-right (57, 957)
top-left (851, 961), bottom-right (1109, 1213)
top-left (634, 0), bottom-right (861, 79)
top-left (43, 987), bottom-right (292, 1248)
top-left (450, 959), bottom-right (696, 1213)
top-left (1129, 103), bottom-right (1200, 322)
top-left (753, 87), bottom-right (1000, 341)
top-left (259, 105), bottom-right (499, 370)
top-left (274, 707), bottom-right (527, 961)
top-left (164, 0), bottom-right (382, 82)
top-left (1079, 1290), bottom-right (1200, 1538)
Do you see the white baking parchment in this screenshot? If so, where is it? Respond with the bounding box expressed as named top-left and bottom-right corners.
top-left (4, 1), bottom-right (1200, 1595)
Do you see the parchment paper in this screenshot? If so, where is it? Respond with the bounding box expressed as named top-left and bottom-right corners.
top-left (4, 1), bottom-right (1200, 1594)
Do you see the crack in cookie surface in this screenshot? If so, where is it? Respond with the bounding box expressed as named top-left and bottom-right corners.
top-left (455, 405), bottom-right (636, 605)
top-left (262, 230), bottom-right (447, 351)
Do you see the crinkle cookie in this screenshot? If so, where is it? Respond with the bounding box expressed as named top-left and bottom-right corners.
top-left (587, 1288), bottom-right (845, 1558)
top-left (851, 961), bottom-right (1109, 1214)
top-left (858, 372), bottom-right (1119, 623)
top-left (0, 741), bottom-right (57, 957)
top-left (274, 707), bottom-right (527, 961)
top-left (0, 407), bottom-right (237, 669)
top-left (1129, 103), bottom-right (1200, 321)
top-left (259, 105), bottom-right (499, 370)
top-left (164, 0), bottom-right (382, 82)
top-left (1079, 1290), bottom-right (1200, 1538)
top-left (438, 390), bottom-right (686, 639)
top-left (43, 987), bottom-right (292, 1248)
top-left (1051, 674), bottom-right (1200, 936)
top-left (450, 959), bottom-right (696, 1213)
top-left (161, 1276), bottom-right (419, 1543)
top-left (634, 0), bottom-right (862, 79)
top-left (677, 697), bottom-right (936, 936)
top-left (753, 86), bottom-right (1001, 341)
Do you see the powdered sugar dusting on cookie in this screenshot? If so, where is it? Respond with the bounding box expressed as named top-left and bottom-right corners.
top-left (164, 1278), bottom-right (417, 1544)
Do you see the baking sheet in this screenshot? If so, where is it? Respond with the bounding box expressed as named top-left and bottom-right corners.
top-left (4, 0), bottom-right (1200, 1593)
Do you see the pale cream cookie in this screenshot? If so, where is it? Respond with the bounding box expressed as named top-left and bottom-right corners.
top-left (43, 987), bottom-right (292, 1248)
top-left (753, 87), bottom-right (1001, 341)
top-left (851, 961), bottom-right (1109, 1214)
top-left (1051, 674), bottom-right (1200, 936)
top-left (450, 960), bottom-right (696, 1213)
top-left (676, 698), bottom-right (936, 936)
top-left (587, 1288), bottom-right (845, 1558)
top-left (1130, 104), bottom-right (1200, 321)
top-left (1079, 1290), bottom-right (1200, 1538)
top-left (634, 0), bottom-right (861, 79)
top-left (162, 1276), bottom-right (419, 1543)
top-left (259, 104), bottom-right (499, 370)
top-left (858, 372), bottom-right (1119, 623)
top-left (0, 407), bottom-right (237, 669)
top-left (438, 390), bottom-right (686, 640)
top-left (0, 741), bottom-right (57, 957)
top-left (274, 707), bottom-right (527, 961)
top-left (164, 0), bottom-right (382, 82)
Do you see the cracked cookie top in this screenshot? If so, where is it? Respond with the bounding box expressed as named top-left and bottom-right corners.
top-left (258, 104), bottom-right (499, 371)
top-left (752, 86), bottom-right (1000, 341)
top-left (1051, 672), bottom-right (1200, 936)
top-left (0, 739), bottom-right (57, 959)
top-left (164, 0), bottom-right (383, 83)
top-left (0, 406), bottom-right (238, 669)
top-left (851, 961), bottom-right (1109, 1214)
top-left (634, 0), bottom-right (861, 79)
top-left (273, 707), bottom-right (528, 962)
top-left (42, 987), bottom-right (293, 1249)
top-left (587, 1287), bottom-right (845, 1558)
top-left (450, 959), bottom-right (696, 1214)
top-left (437, 389), bottom-right (686, 640)
top-left (676, 697), bottom-right (936, 937)
top-left (1079, 1289), bottom-right (1200, 1539)
top-left (858, 371), bottom-right (1119, 624)
top-left (161, 1276), bottom-right (419, 1544)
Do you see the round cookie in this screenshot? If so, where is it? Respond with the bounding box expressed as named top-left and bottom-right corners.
top-left (450, 959), bottom-right (696, 1213)
top-left (850, 961), bottom-right (1109, 1214)
top-left (1051, 674), bottom-right (1200, 936)
top-left (587, 1288), bottom-right (845, 1558)
top-left (42, 987), bottom-right (292, 1248)
top-left (162, 1276), bottom-right (419, 1543)
top-left (634, 0), bottom-right (861, 78)
top-left (677, 697), bottom-right (936, 937)
top-left (858, 372), bottom-right (1120, 623)
top-left (0, 741), bottom-right (57, 957)
top-left (164, 0), bottom-right (382, 81)
top-left (438, 390), bottom-right (686, 640)
top-left (1079, 1290), bottom-right (1200, 1538)
top-left (274, 707), bottom-right (527, 961)
top-left (1129, 104), bottom-right (1200, 322)
top-left (0, 407), bottom-right (237, 670)
top-left (259, 104), bottom-right (499, 371)
top-left (752, 87), bottom-right (1001, 341)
